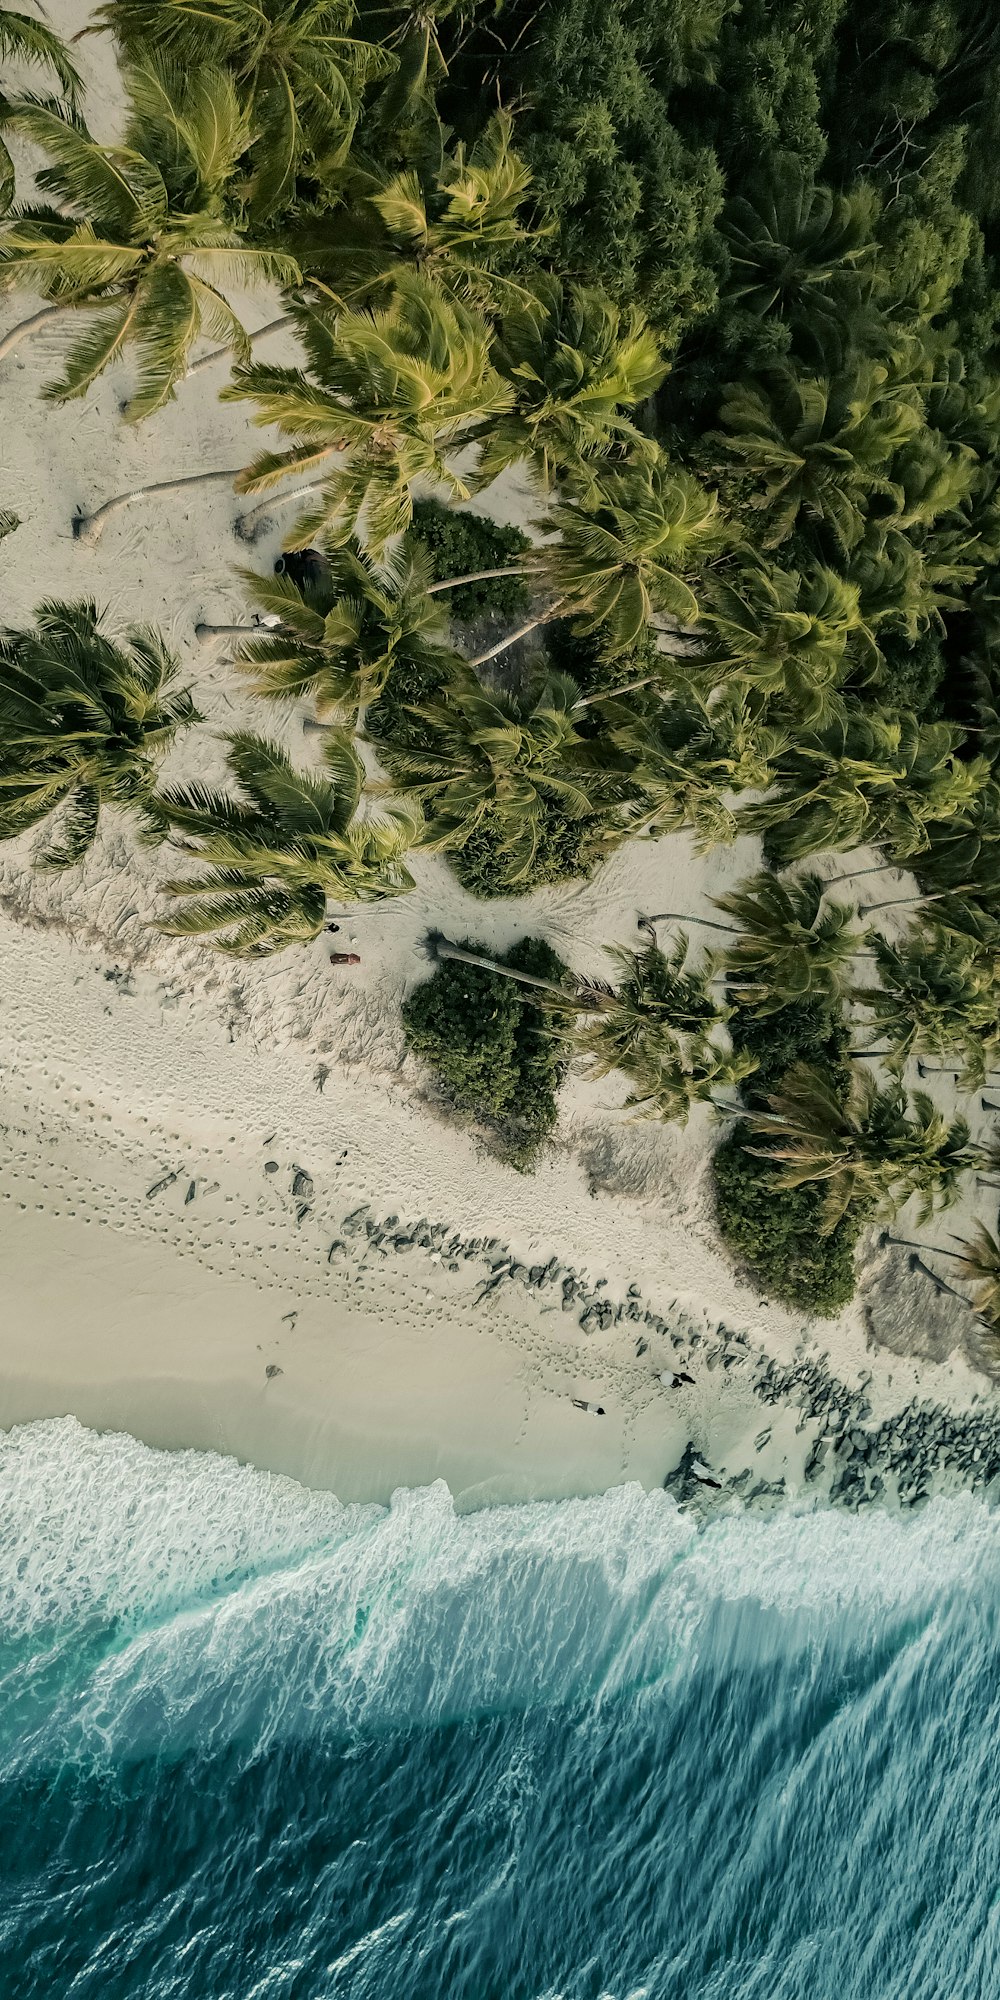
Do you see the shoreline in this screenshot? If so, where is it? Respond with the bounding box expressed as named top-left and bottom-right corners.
top-left (1, 915), bottom-right (997, 1520)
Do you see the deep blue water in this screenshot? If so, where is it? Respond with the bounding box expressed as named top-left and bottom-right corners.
top-left (2, 1418), bottom-right (999, 2000)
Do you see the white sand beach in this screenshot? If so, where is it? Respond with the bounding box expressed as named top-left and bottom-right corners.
top-left (1, 0), bottom-right (998, 1510)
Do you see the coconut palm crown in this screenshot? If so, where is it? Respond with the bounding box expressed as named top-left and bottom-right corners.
top-left (155, 731), bottom-right (418, 956)
top-left (543, 452), bottom-right (723, 647)
top-left (576, 936), bottom-right (755, 1125)
top-left (747, 1062), bottom-right (983, 1232)
top-left (294, 111), bottom-right (539, 310)
top-left (386, 669), bottom-right (619, 886)
top-left (470, 275), bottom-right (669, 489)
top-left (0, 4), bottom-right (81, 209)
top-left (236, 539), bottom-right (448, 720)
top-left (857, 923), bottom-right (1000, 1085)
top-left (223, 274), bottom-right (511, 555)
top-left (715, 870), bottom-right (862, 1016)
top-left (90, 0), bottom-right (392, 219)
top-left (0, 59), bottom-right (299, 417)
top-left (0, 597), bottom-right (196, 866)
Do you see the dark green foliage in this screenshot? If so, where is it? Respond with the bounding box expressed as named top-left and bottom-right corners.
top-left (713, 1127), bottom-right (868, 1314)
top-left (450, 801), bottom-right (617, 897)
top-left (543, 618), bottom-right (664, 698)
top-left (402, 937), bottom-right (570, 1169)
top-left (365, 650), bottom-right (462, 757)
top-left (728, 995), bottom-right (851, 1105)
top-left (871, 630), bottom-right (945, 718)
top-left (411, 499), bottom-right (530, 619)
top-left (715, 994), bottom-right (859, 1311)
top-left (441, 0), bottom-right (728, 348)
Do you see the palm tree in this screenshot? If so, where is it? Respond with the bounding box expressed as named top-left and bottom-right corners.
top-left (0, 3), bottom-right (81, 210)
top-left (954, 1223), bottom-right (1000, 1328)
top-left (0, 60), bottom-right (299, 415)
top-left (746, 1062), bottom-right (983, 1232)
top-left (711, 356), bottom-right (923, 551)
top-left (425, 932), bottom-right (754, 1123)
top-left (90, 0), bottom-right (391, 220)
top-left (740, 710), bottom-right (989, 866)
top-left (154, 732), bottom-right (418, 956)
top-left (542, 453), bottom-right (723, 650)
top-left (722, 170), bottom-right (877, 356)
top-left (610, 1041), bottom-right (757, 1124)
top-left (0, 598), bottom-right (196, 866)
top-left (385, 670), bottom-right (620, 888)
top-left (232, 539), bottom-right (450, 720)
top-left (292, 110), bottom-right (539, 310)
top-left (222, 273), bottom-right (510, 557)
top-left (714, 871), bottom-right (862, 1015)
top-left (855, 923), bottom-right (1000, 1085)
top-left (702, 559), bottom-right (875, 729)
top-left (575, 936), bottom-right (755, 1125)
top-left (614, 687), bottom-right (787, 847)
top-left (577, 936), bottom-right (721, 1076)
top-left (469, 276), bottom-right (668, 490)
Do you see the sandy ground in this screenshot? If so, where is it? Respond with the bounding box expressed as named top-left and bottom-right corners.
top-left (0, 1), bottom-right (998, 1505)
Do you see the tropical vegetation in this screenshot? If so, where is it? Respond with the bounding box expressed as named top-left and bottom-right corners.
top-left (4, 0), bottom-right (1000, 1305)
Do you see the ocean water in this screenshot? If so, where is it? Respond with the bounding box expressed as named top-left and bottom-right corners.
top-left (1, 1421), bottom-right (998, 2000)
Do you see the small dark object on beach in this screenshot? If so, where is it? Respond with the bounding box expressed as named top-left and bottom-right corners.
top-left (274, 547), bottom-right (330, 592)
top-left (572, 1398), bottom-right (606, 1416)
top-left (330, 951), bottom-right (361, 965)
top-left (264, 1160), bottom-right (279, 1174)
top-left (265, 1363), bottom-right (283, 1379)
top-left (184, 1180), bottom-right (196, 1204)
top-left (325, 922), bottom-right (340, 934)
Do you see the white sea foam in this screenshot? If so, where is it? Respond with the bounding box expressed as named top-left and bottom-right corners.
top-left (2, 1418), bottom-right (998, 1771)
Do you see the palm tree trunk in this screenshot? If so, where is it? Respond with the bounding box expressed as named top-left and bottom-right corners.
top-left (640, 911), bottom-right (739, 935)
top-left (233, 475), bottom-right (334, 544)
top-left (576, 676), bottom-right (658, 708)
top-left (825, 864), bottom-right (898, 886)
top-left (195, 622), bottom-right (259, 643)
top-left (466, 599), bottom-right (568, 670)
top-left (859, 891), bottom-right (951, 914)
top-left (0, 303), bottom-right (67, 364)
top-left (73, 466), bottom-right (247, 546)
top-left (425, 566), bottom-right (530, 596)
top-left (431, 937), bottom-right (604, 1010)
top-left (186, 316), bottom-right (290, 378)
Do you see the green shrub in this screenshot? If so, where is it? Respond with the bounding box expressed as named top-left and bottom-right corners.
top-left (728, 996), bottom-right (851, 1105)
top-left (402, 937), bottom-right (571, 1170)
top-left (365, 651), bottom-right (461, 757)
top-left (411, 500), bottom-right (531, 620)
top-left (713, 1128), bottom-right (869, 1315)
top-left (543, 618), bottom-right (664, 698)
top-left (451, 804), bottom-right (620, 897)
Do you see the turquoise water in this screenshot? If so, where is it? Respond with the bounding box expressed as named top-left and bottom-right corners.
top-left (1, 1419), bottom-right (998, 1999)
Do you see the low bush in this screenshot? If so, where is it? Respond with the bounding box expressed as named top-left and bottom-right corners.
top-left (543, 619), bottom-right (664, 698)
top-left (451, 804), bottom-right (620, 897)
top-left (411, 500), bottom-right (531, 620)
top-left (365, 651), bottom-right (461, 757)
top-left (402, 937), bottom-right (571, 1170)
top-left (713, 1128), bottom-right (869, 1316)
top-left (727, 995), bottom-right (851, 1106)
